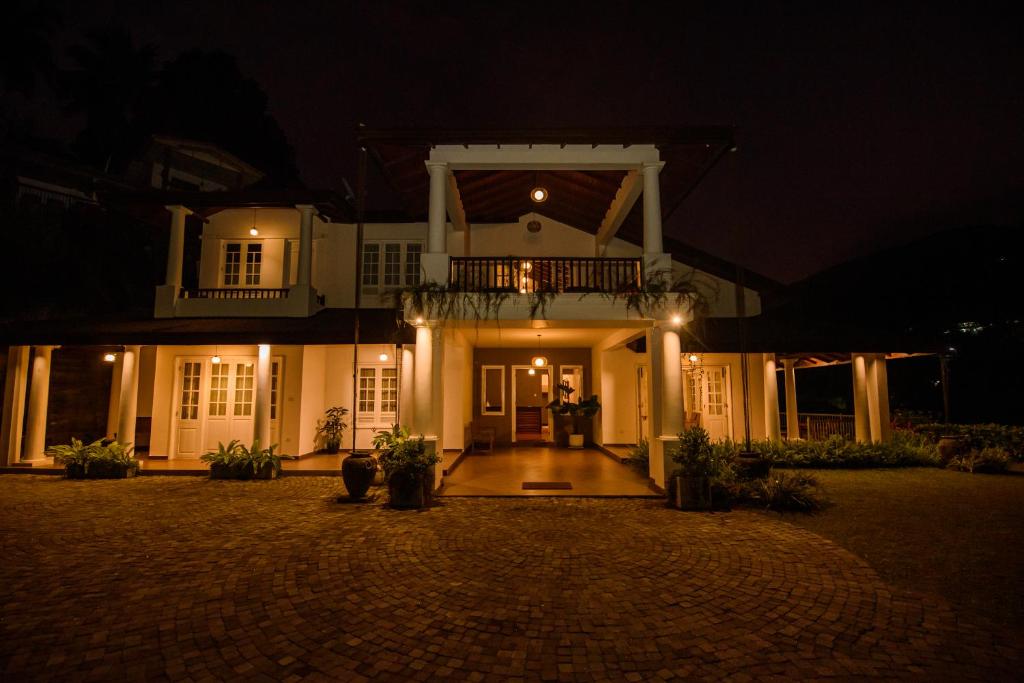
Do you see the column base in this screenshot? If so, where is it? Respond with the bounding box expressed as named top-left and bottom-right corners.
top-left (11, 459), bottom-right (51, 468)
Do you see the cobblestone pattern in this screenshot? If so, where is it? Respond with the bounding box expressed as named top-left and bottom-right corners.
top-left (0, 476), bottom-right (1020, 681)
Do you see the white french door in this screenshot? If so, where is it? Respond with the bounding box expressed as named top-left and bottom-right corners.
top-left (681, 364), bottom-right (732, 442)
top-left (173, 357), bottom-right (282, 458)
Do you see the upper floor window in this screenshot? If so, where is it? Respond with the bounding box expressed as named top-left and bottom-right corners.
top-left (224, 242), bottom-right (262, 287)
top-left (362, 241), bottom-right (422, 291)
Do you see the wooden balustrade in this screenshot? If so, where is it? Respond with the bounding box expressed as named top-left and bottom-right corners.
top-left (781, 412), bottom-right (856, 441)
top-left (449, 256), bottom-right (642, 294)
top-left (181, 288), bottom-right (290, 300)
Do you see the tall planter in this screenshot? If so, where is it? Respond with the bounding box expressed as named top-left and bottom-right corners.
top-left (388, 470), bottom-right (425, 509)
top-left (341, 451), bottom-right (377, 499)
top-left (672, 475), bottom-right (712, 510)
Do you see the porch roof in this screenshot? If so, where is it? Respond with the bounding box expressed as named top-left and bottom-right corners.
top-left (360, 127), bottom-right (779, 294)
top-left (0, 309), bottom-right (411, 347)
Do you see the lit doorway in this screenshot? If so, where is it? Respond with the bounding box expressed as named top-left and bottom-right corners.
top-left (511, 365), bottom-right (553, 444)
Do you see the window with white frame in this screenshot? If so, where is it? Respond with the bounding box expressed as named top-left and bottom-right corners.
top-left (233, 363), bottom-right (255, 416)
top-left (224, 242), bottom-right (262, 286)
top-left (271, 361), bottom-right (281, 420)
top-left (356, 365), bottom-right (399, 424)
top-left (481, 366), bottom-right (505, 415)
top-left (209, 363), bottom-right (229, 416)
top-left (362, 241), bottom-right (423, 291)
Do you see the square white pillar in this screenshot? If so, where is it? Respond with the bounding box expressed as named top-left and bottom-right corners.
top-left (1, 346), bottom-right (30, 466)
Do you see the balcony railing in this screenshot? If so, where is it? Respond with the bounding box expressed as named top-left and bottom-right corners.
top-left (449, 256), bottom-right (642, 294)
top-left (181, 288), bottom-right (290, 300)
top-left (781, 412), bottom-right (856, 441)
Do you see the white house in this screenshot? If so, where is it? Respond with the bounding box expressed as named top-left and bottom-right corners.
top-left (0, 128), bottom-right (900, 491)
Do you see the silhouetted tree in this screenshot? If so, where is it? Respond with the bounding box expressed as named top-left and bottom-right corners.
top-left (138, 50), bottom-right (301, 185)
top-left (0, 1), bottom-right (60, 97)
top-left (61, 26), bottom-right (156, 171)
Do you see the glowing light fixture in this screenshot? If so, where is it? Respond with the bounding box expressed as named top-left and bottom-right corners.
top-left (103, 352), bottom-right (116, 363)
top-left (670, 313), bottom-right (683, 325)
top-left (378, 346), bottom-right (389, 362)
top-left (688, 354), bottom-right (699, 363)
top-left (530, 187), bottom-right (548, 203)
top-left (530, 333), bottom-right (547, 369)
top-left (528, 368), bottom-right (536, 376)
top-left (414, 316), bottom-right (424, 325)
top-left (212, 345), bottom-right (221, 364)
top-left (249, 208), bottom-right (259, 236)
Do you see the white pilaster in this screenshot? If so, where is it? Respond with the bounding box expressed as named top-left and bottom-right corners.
top-left (106, 353), bottom-right (124, 437)
top-left (296, 204), bottom-right (314, 287)
top-left (23, 346), bottom-right (53, 462)
top-left (413, 325), bottom-right (435, 438)
top-left (399, 345), bottom-right (415, 427)
top-left (851, 353), bottom-right (871, 443)
top-left (254, 344), bottom-right (272, 449)
top-left (426, 161), bottom-right (448, 254)
top-left (1, 346), bottom-right (30, 465)
top-left (763, 354), bottom-right (782, 441)
top-left (868, 354), bottom-right (892, 443)
top-left (164, 205), bottom-right (192, 288)
top-left (641, 161), bottom-right (665, 255)
top-left (116, 346), bottom-right (140, 447)
top-left (782, 358), bottom-right (800, 440)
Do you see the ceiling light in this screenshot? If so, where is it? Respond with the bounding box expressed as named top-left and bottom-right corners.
top-left (249, 226), bottom-right (259, 236)
top-left (528, 368), bottom-right (536, 376)
top-left (531, 356), bottom-right (547, 368)
top-left (211, 355), bottom-right (221, 364)
top-left (103, 352), bottom-right (116, 363)
top-left (688, 354), bottom-right (699, 363)
top-left (378, 352), bottom-right (389, 362)
top-left (414, 316), bottom-right (424, 325)
top-left (670, 314), bottom-right (683, 325)
top-left (530, 187), bottom-right (548, 203)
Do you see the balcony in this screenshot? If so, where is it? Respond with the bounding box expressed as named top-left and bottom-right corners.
top-left (449, 256), bottom-right (642, 294)
top-left (155, 285), bottom-right (324, 318)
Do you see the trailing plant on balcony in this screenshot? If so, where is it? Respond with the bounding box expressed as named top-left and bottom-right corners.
top-left (605, 269), bottom-right (710, 319)
top-left (47, 438), bottom-right (138, 479)
top-left (201, 439), bottom-right (282, 480)
top-left (315, 406), bottom-right (349, 453)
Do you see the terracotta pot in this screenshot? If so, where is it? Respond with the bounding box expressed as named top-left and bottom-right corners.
top-left (388, 470), bottom-right (424, 509)
top-left (341, 451), bottom-right (377, 499)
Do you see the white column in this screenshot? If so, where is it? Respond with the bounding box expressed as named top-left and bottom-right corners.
top-left (868, 355), bottom-right (892, 443)
top-left (641, 162), bottom-right (665, 255)
top-left (296, 204), bottom-right (314, 287)
top-left (164, 205), bottom-right (192, 288)
top-left (412, 325), bottom-right (435, 438)
top-left (646, 327), bottom-right (666, 486)
top-left (1, 346), bottom-right (30, 465)
top-left (23, 346), bottom-right (54, 462)
top-left (763, 353), bottom-right (782, 441)
top-left (116, 346), bottom-right (140, 447)
top-left (254, 344), bottom-right (272, 449)
top-left (399, 345), bottom-right (415, 427)
top-left (106, 352), bottom-right (124, 437)
top-left (430, 327), bottom-right (446, 490)
top-left (426, 161), bottom-right (448, 254)
top-left (851, 353), bottom-right (871, 443)
top-left (659, 324), bottom-right (685, 438)
top-left (782, 358), bottom-right (800, 440)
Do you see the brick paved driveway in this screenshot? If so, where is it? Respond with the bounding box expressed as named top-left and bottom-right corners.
top-left (0, 476), bottom-right (1020, 681)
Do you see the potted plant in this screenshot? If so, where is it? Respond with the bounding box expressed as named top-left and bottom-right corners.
top-left (315, 406), bottom-right (349, 454)
top-left (47, 438), bottom-right (138, 479)
top-left (201, 440), bottom-right (281, 480)
top-left (373, 425), bottom-right (440, 509)
top-left (548, 381), bottom-right (601, 448)
top-left (669, 426), bottom-right (722, 510)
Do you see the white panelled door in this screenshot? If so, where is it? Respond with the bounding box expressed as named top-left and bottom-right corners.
top-left (173, 356), bottom-right (282, 458)
top-left (682, 364), bottom-right (733, 442)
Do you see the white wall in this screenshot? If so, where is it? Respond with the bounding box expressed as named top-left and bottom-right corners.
top-left (600, 347), bottom-right (645, 445)
top-left (454, 213), bottom-right (597, 257)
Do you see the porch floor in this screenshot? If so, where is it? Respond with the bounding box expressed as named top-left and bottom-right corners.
top-left (441, 446), bottom-right (657, 497)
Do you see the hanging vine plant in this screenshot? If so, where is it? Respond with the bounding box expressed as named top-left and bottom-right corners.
top-left (605, 269), bottom-right (712, 319)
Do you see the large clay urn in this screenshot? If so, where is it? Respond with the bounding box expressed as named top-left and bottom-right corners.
top-left (341, 451), bottom-right (377, 500)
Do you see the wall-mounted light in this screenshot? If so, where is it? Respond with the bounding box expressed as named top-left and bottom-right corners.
top-left (212, 355), bottom-right (222, 364)
top-left (414, 316), bottom-right (424, 325)
top-left (688, 354), bottom-right (699, 363)
top-left (530, 187), bottom-right (548, 203)
top-left (103, 352), bottom-right (116, 363)
top-left (670, 314), bottom-right (683, 326)
top-left (378, 345), bottom-right (389, 362)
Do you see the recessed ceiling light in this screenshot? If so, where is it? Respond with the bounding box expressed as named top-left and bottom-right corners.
top-left (530, 187), bottom-right (548, 203)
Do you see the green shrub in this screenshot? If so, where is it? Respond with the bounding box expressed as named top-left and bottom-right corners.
top-left (946, 447), bottom-right (1011, 474)
top-left (372, 425), bottom-right (439, 480)
top-left (671, 427), bottom-right (727, 478)
top-left (200, 440), bottom-right (281, 478)
top-left (755, 472), bottom-right (825, 512)
top-left (46, 438), bottom-right (137, 476)
top-left (720, 431), bottom-right (941, 469)
top-left (622, 438), bottom-right (649, 473)
top-left (915, 423), bottom-right (1024, 461)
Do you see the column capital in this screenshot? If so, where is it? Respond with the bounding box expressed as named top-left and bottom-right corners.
top-left (164, 204), bottom-right (194, 216)
top-left (424, 160), bottom-right (449, 173)
top-left (781, 357), bottom-right (797, 369)
top-left (641, 161), bottom-right (666, 173)
top-left (295, 203), bottom-right (316, 212)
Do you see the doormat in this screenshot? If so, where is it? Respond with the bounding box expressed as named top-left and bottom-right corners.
top-left (522, 481), bottom-right (573, 490)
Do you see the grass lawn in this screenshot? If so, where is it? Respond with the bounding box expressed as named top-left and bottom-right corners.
top-left (777, 468), bottom-right (1024, 630)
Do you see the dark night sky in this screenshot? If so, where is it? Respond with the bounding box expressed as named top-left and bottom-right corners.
top-left (36, 1), bottom-right (1024, 283)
